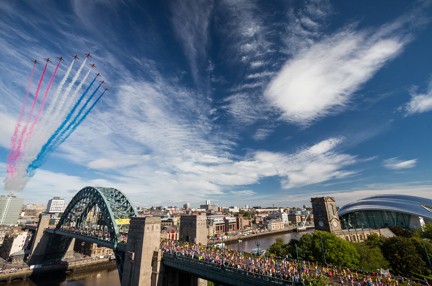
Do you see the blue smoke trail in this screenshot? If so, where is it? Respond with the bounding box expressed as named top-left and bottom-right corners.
top-left (52, 90), bottom-right (106, 152)
top-left (49, 84), bottom-right (102, 151)
top-left (26, 77), bottom-right (97, 176)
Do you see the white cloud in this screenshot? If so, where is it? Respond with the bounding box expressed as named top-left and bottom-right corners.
top-left (253, 128), bottom-right (272, 141)
top-left (265, 28), bottom-right (406, 126)
top-left (383, 157), bottom-right (417, 170)
top-left (230, 190), bottom-right (256, 196)
top-left (404, 82), bottom-right (432, 115)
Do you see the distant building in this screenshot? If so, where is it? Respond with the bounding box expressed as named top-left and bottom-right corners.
top-left (200, 200), bottom-right (218, 213)
top-left (0, 195), bottom-right (24, 225)
top-left (46, 197), bottom-right (64, 214)
top-left (183, 202), bottom-right (190, 210)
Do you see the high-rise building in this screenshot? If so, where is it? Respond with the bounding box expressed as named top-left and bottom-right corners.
top-left (183, 203), bottom-right (190, 210)
top-left (46, 197), bottom-right (64, 214)
top-left (0, 195), bottom-right (24, 225)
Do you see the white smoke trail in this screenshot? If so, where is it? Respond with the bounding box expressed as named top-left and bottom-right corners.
top-left (24, 60), bottom-right (75, 166)
top-left (22, 59), bottom-right (88, 167)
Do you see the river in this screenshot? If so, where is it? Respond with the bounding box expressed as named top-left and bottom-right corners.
top-left (5, 230), bottom-right (313, 285)
top-left (225, 229), bottom-right (314, 253)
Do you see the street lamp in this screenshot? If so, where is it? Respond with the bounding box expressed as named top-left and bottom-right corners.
top-left (320, 235), bottom-right (327, 266)
top-left (295, 243), bottom-right (301, 282)
top-left (255, 234), bottom-right (260, 256)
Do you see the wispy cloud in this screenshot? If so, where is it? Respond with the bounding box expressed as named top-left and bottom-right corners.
top-left (170, 0), bottom-right (213, 88)
top-left (266, 24), bottom-right (408, 126)
top-left (383, 157), bottom-right (418, 170)
top-left (403, 80), bottom-right (432, 115)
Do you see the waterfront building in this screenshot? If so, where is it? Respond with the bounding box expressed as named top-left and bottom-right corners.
top-left (0, 226), bottom-right (11, 245)
top-left (46, 197), bottom-right (64, 214)
top-left (267, 212), bottom-right (289, 224)
top-left (0, 195), bottom-right (24, 225)
top-left (74, 238), bottom-right (114, 258)
top-left (265, 220), bottom-right (285, 231)
top-left (338, 194), bottom-right (432, 230)
top-left (0, 230), bottom-right (32, 262)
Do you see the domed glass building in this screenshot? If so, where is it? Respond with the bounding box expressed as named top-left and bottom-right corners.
top-left (338, 195), bottom-right (432, 230)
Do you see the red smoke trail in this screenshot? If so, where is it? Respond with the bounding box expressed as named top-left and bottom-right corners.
top-left (7, 62), bottom-right (48, 176)
top-left (6, 63), bottom-right (36, 173)
top-left (20, 60), bottom-right (61, 166)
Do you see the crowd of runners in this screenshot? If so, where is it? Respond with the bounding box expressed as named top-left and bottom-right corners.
top-left (160, 240), bottom-right (427, 286)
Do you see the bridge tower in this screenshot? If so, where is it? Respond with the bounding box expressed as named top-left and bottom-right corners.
top-left (28, 214), bottom-right (51, 264)
top-left (179, 214), bottom-right (207, 245)
top-left (121, 216), bottom-right (161, 286)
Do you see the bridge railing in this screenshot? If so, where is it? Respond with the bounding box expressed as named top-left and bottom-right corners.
top-left (163, 252), bottom-right (299, 285)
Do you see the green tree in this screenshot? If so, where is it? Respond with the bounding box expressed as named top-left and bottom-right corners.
top-left (390, 226), bottom-right (412, 238)
top-left (298, 231), bottom-right (359, 268)
top-left (382, 236), bottom-right (424, 276)
top-left (353, 243), bottom-right (389, 271)
top-left (422, 222), bottom-right (432, 240)
top-left (411, 237), bottom-right (432, 274)
top-left (365, 233), bottom-right (386, 249)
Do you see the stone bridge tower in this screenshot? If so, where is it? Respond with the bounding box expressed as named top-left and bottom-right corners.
top-left (179, 214), bottom-right (207, 245)
top-left (121, 216), bottom-right (161, 286)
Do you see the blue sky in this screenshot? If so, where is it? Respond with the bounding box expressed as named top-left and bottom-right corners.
top-left (1, 0), bottom-right (432, 208)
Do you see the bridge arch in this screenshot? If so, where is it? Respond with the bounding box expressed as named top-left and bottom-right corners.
top-left (57, 186), bottom-right (138, 243)
top-left (43, 186), bottom-right (138, 280)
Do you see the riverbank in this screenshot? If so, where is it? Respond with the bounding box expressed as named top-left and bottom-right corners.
top-left (0, 258), bottom-right (116, 283)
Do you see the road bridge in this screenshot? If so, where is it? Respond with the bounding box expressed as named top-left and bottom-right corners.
top-left (162, 252), bottom-right (295, 286)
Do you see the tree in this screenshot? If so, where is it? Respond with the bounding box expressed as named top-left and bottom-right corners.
top-left (353, 243), bottom-right (389, 271)
top-left (365, 233), bottom-right (386, 249)
top-left (382, 236), bottom-right (424, 276)
top-left (297, 231), bottom-right (359, 268)
top-left (422, 222), bottom-right (432, 240)
top-left (390, 226), bottom-right (412, 238)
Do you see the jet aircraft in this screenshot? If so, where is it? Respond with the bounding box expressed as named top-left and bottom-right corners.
top-left (89, 63), bottom-right (96, 68)
top-left (44, 58), bottom-right (52, 63)
top-left (31, 60), bottom-right (39, 64)
top-left (57, 56), bottom-right (65, 62)
top-left (95, 73), bottom-right (101, 77)
top-left (85, 53), bottom-right (92, 58)
top-left (72, 55), bottom-right (79, 60)
top-left (100, 80), bottom-right (105, 84)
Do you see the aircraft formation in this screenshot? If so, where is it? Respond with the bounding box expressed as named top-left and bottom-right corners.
top-left (5, 53), bottom-right (108, 192)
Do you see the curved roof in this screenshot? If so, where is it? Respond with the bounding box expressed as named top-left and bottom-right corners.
top-left (338, 194), bottom-right (432, 219)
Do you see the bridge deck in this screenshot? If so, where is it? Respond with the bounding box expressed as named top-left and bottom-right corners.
top-left (44, 229), bottom-right (127, 252)
top-left (162, 253), bottom-right (297, 286)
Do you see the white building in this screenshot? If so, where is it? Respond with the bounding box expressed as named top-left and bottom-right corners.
top-left (46, 197), bottom-right (64, 214)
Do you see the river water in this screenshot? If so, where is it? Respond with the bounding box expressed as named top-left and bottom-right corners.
top-left (225, 229), bottom-right (314, 253)
top-left (6, 230), bottom-right (312, 285)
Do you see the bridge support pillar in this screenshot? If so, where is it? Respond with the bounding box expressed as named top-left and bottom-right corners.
top-left (28, 214), bottom-right (51, 264)
top-left (151, 250), bottom-right (164, 286)
top-left (121, 217), bottom-right (161, 286)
